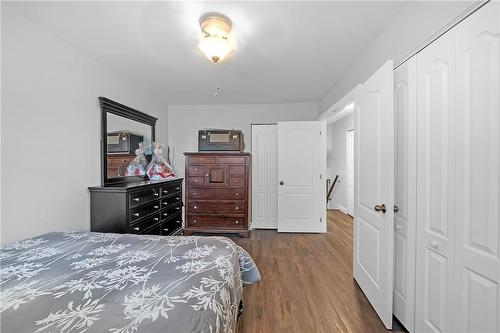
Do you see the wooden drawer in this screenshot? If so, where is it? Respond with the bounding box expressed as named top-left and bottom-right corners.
top-left (129, 213), bottom-right (161, 234)
top-left (187, 215), bottom-right (245, 229)
top-left (188, 188), bottom-right (245, 200)
top-left (187, 176), bottom-right (205, 187)
top-left (189, 201), bottom-right (245, 214)
top-left (107, 154), bottom-right (135, 166)
top-left (188, 156), bottom-right (216, 164)
top-left (229, 165), bottom-right (245, 175)
top-left (161, 183), bottom-right (181, 197)
top-left (228, 176), bottom-right (245, 188)
top-left (129, 187), bottom-right (161, 207)
top-left (161, 195), bottom-right (182, 208)
top-left (187, 165), bottom-right (205, 176)
top-left (216, 156), bottom-right (246, 164)
top-left (129, 200), bottom-right (161, 222)
top-left (160, 203), bottom-right (182, 220)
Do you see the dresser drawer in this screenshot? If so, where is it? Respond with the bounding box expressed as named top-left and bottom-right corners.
top-left (187, 165), bottom-right (205, 176)
top-left (160, 203), bottom-right (182, 220)
top-left (129, 187), bottom-right (161, 207)
top-left (189, 156), bottom-right (216, 164)
top-left (161, 182), bottom-right (181, 197)
top-left (161, 213), bottom-right (182, 235)
top-left (129, 200), bottom-right (161, 222)
top-left (228, 176), bottom-right (245, 188)
top-left (188, 188), bottom-right (245, 200)
top-left (161, 195), bottom-right (182, 208)
top-left (187, 215), bottom-right (245, 229)
top-left (189, 201), bottom-right (245, 214)
top-left (229, 165), bottom-right (245, 175)
top-left (216, 156), bottom-right (246, 164)
top-left (187, 176), bottom-right (205, 187)
top-left (129, 213), bottom-right (161, 234)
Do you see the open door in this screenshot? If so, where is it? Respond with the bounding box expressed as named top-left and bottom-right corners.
top-left (277, 121), bottom-right (326, 233)
top-left (353, 60), bottom-right (395, 328)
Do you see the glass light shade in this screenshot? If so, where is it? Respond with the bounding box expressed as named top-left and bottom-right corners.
top-left (199, 36), bottom-right (232, 63)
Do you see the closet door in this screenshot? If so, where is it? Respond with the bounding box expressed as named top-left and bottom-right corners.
top-left (415, 28), bottom-right (456, 333)
top-left (251, 125), bottom-right (278, 229)
top-left (393, 58), bottom-right (417, 333)
top-left (454, 3), bottom-right (500, 332)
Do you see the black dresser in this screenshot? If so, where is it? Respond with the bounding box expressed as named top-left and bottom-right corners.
top-left (89, 178), bottom-right (183, 236)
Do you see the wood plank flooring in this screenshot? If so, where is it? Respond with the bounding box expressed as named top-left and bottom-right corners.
top-left (233, 209), bottom-right (402, 333)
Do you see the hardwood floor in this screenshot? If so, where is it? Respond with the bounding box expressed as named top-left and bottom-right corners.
top-left (234, 209), bottom-right (403, 333)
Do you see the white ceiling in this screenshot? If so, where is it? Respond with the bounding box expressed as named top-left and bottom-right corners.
top-left (7, 1), bottom-right (406, 105)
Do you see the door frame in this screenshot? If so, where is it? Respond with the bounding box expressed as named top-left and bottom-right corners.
top-left (345, 129), bottom-right (355, 216)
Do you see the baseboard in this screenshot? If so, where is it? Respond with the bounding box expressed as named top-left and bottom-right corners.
top-left (336, 205), bottom-right (347, 214)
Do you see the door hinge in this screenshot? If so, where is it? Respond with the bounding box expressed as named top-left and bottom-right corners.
top-left (320, 130), bottom-right (322, 135)
top-left (320, 174), bottom-right (322, 179)
top-left (320, 218), bottom-right (323, 222)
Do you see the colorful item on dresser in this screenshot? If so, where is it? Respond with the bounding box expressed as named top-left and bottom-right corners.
top-left (126, 142), bottom-right (148, 176)
top-left (146, 142), bottom-right (175, 180)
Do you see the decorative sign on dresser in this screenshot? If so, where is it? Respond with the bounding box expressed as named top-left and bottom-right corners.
top-left (89, 178), bottom-right (184, 236)
top-left (184, 152), bottom-right (251, 237)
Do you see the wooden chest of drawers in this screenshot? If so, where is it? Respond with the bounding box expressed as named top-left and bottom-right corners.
top-left (184, 152), bottom-right (250, 237)
top-left (89, 178), bottom-right (183, 236)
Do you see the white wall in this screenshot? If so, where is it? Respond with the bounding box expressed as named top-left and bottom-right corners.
top-left (320, 1), bottom-right (474, 112)
top-left (167, 103), bottom-right (318, 179)
top-left (1, 6), bottom-right (169, 245)
top-left (327, 114), bottom-right (353, 212)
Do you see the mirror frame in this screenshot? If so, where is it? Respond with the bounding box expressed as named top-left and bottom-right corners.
top-left (100, 97), bottom-right (157, 186)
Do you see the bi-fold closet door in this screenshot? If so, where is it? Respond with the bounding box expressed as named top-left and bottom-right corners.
top-left (414, 3), bottom-right (499, 333)
top-left (251, 124), bottom-right (278, 229)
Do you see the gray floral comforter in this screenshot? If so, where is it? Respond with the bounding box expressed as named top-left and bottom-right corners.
top-left (0, 232), bottom-right (260, 333)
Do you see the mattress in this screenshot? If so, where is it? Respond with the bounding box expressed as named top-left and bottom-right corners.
top-left (0, 231), bottom-right (260, 333)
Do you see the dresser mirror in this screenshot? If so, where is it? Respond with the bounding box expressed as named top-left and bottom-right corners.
top-left (100, 97), bottom-right (157, 185)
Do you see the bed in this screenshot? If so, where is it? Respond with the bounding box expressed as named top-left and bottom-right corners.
top-left (0, 231), bottom-right (260, 333)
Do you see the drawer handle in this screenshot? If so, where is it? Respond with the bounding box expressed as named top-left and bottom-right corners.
top-left (235, 220), bottom-right (239, 224)
top-left (194, 180), bottom-right (198, 183)
top-left (175, 197), bottom-right (180, 200)
top-left (163, 190), bottom-right (168, 194)
top-left (194, 219), bottom-right (197, 223)
top-left (163, 201), bottom-right (168, 206)
top-left (153, 193), bottom-right (159, 197)
top-left (154, 217), bottom-right (159, 221)
top-left (194, 192), bottom-right (197, 196)
top-left (176, 187), bottom-right (180, 190)
top-left (163, 213), bottom-right (168, 217)
top-left (134, 213), bottom-right (140, 217)
top-left (194, 206), bottom-right (198, 209)
top-left (175, 220), bottom-right (180, 224)
top-left (235, 169), bottom-right (238, 172)
top-left (205, 174), bottom-right (209, 177)
top-left (235, 180), bottom-right (239, 183)
top-left (133, 227), bottom-right (140, 231)
top-left (154, 205), bottom-right (159, 209)
top-left (235, 193), bottom-right (239, 196)
top-left (176, 207), bottom-right (180, 210)
top-left (235, 207), bottom-right (239, 210)
top-left (194, 168), bottom-right (198, 171)
top-left (163, 228), bottom-right (169, 232)
top-left (133, 198), bottom-right (140, 202)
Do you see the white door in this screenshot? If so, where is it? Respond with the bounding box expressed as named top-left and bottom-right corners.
top-left (454, 3), bottom-right (500, 332)
top-left (393, 58), bottom-right (417, 333)
top-left (415, 27), bottom-right (456, 333)
top-left (251, 124), bottom-right (278, 229)
top-left (346, 130), bottom-right (354, 216)
top-left (353, 60), bottom-right (395, 329)
top-left (277, 121), bottom-right (326, 233)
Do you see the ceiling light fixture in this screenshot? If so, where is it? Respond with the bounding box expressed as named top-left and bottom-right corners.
top-left (199, 13), bottom-right (233, 63)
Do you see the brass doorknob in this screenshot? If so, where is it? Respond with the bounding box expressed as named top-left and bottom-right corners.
top-left (374, 204), bottom-right (387, 213)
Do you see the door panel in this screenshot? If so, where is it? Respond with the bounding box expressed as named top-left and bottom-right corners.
top-left (346, 130), bottom-right (354, 216)
top-left (277, 121), bottom-right (325, 233)
top-left (454, 3), bottom-right (500, 332)
top-left (415, 27), bottom-right (456, 333)
top-left (393, 58), bottom-right (417, 332)
top-left (251, 125), bottom-right (278, 229)
top-left (353, 60), bottom-right (394, 329)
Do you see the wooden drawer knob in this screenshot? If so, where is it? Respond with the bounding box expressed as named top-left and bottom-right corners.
top-left (134, 213), bottom-right (140, 217)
